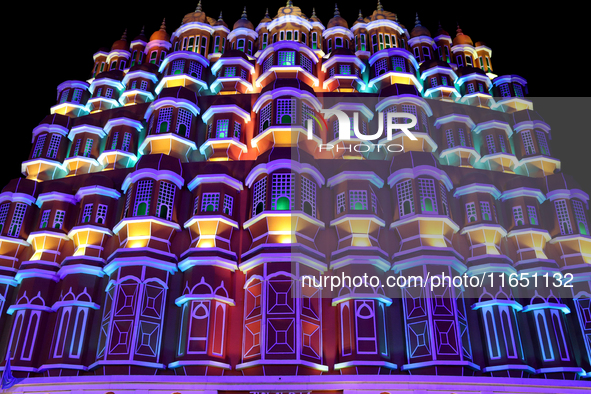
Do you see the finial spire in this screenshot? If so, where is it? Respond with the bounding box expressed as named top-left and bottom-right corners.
top-left (121, 28), bottom-right (127, 40)
top-left (334, 3), bottom-right (340, 16)
top-left (415, 12), bottom-right (421, 27)
top-left (140, 25), bottom-right (145, 35)
top-left (196, 0), bottom-right (202, 12)
top-left (377, 0), bottom-right (383, 11)
top-left (218, 11), bottom-right (223, 21)
top-left (265, 8), bottom-right (270, 18)
top-left (286, 0), bottom-right (293, 6)
top-left (160, 18), bottom-right (167, 30)
top-left (312, 7), bottom-right (317, 17)
top-left (358, 9), bottom-right (363, 19)
top-left (456, 23), bottom-right (463, 35)
top-left (241, 6), bottom-right (247, 19)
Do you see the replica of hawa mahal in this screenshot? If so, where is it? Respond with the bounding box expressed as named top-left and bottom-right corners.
top-left (0, 1), bottom-right (589, 392)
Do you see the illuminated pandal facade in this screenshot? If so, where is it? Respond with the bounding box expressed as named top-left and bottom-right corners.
top-left (0, 2), bottom-right (589, 393)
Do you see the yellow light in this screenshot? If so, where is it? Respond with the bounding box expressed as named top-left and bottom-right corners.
top-left (73, 247), bottom-right (86, 256)
top-left (129, 240), bottom-right (147, 248)
top-left (351, 235), bottom-right (371, 247)
top-left (198, 239), bottom-right (215, 248)
top-left (30, 251), bottom-right (43, 261)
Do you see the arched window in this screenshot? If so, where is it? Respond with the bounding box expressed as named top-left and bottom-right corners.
top-left (303, 201), bottom-right (312, 215)
top-left (276, 197), bottom-right (290, 211)
top-left (159, 205), bottom-right (168, 219)
top-left (137, 202), bottom-right (147, 216)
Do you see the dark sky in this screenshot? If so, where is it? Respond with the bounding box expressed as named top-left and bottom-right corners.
top-left (3, 2), bottom-right (589, 196)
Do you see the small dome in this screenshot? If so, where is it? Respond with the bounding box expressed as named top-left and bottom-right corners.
top-left (390, 151), bottom-right (440, 173)
top-left (328, 47), bottom-right (355, 58)
top-left (260, 78), bottom-right (316, 96)
top-left (150, 19), bottom-right (170, 42)
top-left (275, 0), bottom-right (306, 19)
top-left (220, 49), bottom-right (250, 61)
top-left (309, 8), bottom-right (322, 23)
top-left (182, 1), bottom-right (208, 24)
top-left (419, 59), bottom-right (451, 73)
top-left (259, 8), bottom-right (272, 24)
top-left (367, 0), bottom-right (397, 22)
top-left (42, 181), bottom-right (74, 195)
top-left (475, 41), bottom-right (485, 47)
top-left (233, 7), bottom-right (254, 30)
top-left (455, 66), bottom-right (486, 77)
top-left (410, 13), bottom-right (431, 38)
top-left (436, 22), bottom-right (449, 37)
top-left (38, 113), bottom-right (71, 128)
top-left (72, 116), bottom-right (101, 128)
top-left (214, 11), bottom-right (228, 28)
top-left (136, 154), bottom-right (182, 176)
top-left (378, 83), bottom-right (421, 98)
top-left (327, 4), bottom-right (348, 29)
top-left (1, 178), bottom-right (37, 196)
top-left (157, 86), bottom-right (199, 105)
top-left (111, 29), bottom-right (129, 51)
top-left (352, 10), bottom-right (366, 26)
top-left (82, 174), bottom-right (115, 189)
top-left (128, 62), bottom-right (159, 74)
top-left (453, 24), bottom-right (473, 46)
top-left (133, 26), bottom-right (148, 42)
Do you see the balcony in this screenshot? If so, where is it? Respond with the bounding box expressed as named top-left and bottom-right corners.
top-left (321, 53), bottom-right (366, 92)
top-left (199, 105), bottom-right (249, 161)
top-left (255, 42), bottom-right (319, 89)
top-left (367, 48), bottom-right (422, 93)
top-left (63, 125), bottom-right (105, 176)
top-left (156, 51), bottom-right (209, 95)
top-left (210, 51), bottom-right (255, 94)
top-left (50, 81), bottom-right (90, 118)
top-left (327, 172), bottom-right (389, 271)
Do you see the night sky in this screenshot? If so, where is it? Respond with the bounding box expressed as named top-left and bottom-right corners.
top-left (4, 2), bottom-right (589, 196)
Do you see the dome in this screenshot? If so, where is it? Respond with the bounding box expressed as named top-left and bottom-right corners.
top-left (367, 0), bottom-right (397, 22)
top-left (38, 113), bottom-right (71, 129)
top-left (259, 8), bottom-right (272, 24)
top-left (72, 116), bottom-right (101, 128)
top-left (111, 29), bottom-right (129, 51)
top-left (436, 22), bottom-right (449, 37)
top-left (42, 181), bottom-right (74, 195)
top-left (220, 49), bottom-right (250, 61)
top-left (453, 25), bottom-right (473, 46)
top-left (133, 26), bottom-right (147, 42)
top-left (260, 78), bottom-right (316, 96)
top-left (233, 7), bottom-right (254, 30)
top-left (328, 47), bottom-right (355, 58)
top-left (352, 10), bottom-right (367, 26)
top-left (1, 178), bottom-right (37, 196)
top-left (455, 66), bottom-right (486, 77)
top-left (181, 1), bottom-right (208, 24)
top-left (327, 5), bottom-right (348, 29)
top-left (309, 8), bottom-right (322, 23)
top-left (158, 86), bottom-right (199, 105)
top-left (136, 154), bottom-right (182, 175)
top-left (82, 174), bottom-right (115, 189)
top-left (419, 59), bottom-right (452, 73)
top-left (475, 41), bottom-right (486, 47)
top-left (128, 62), bottom-right (159, 74)
top-left (410, 13), bottom-right (431, 38)
top-left (275, 0), bottom-right (306, 19)
top-left (214, 11), bottom-right (228, 28)
top-left (378, 83), bottom-right (420, 98)
top-left (390, 151), bottom-right (440, 173)
top-left (150, 19), bottom-right (170, 42)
